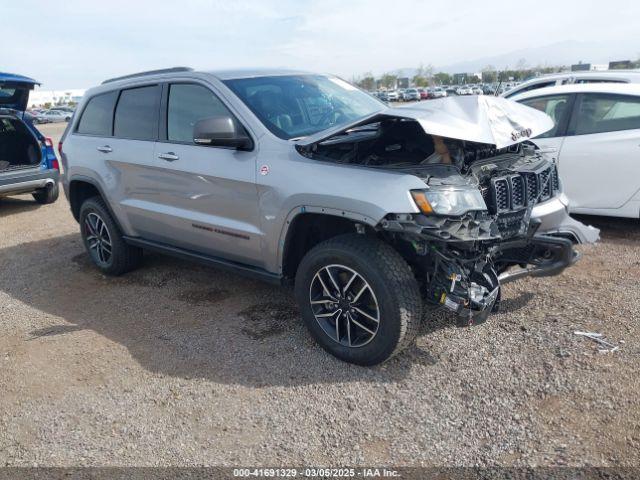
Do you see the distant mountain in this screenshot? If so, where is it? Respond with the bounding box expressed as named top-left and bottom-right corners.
top-left (390, 40), bottom-right (638, 77)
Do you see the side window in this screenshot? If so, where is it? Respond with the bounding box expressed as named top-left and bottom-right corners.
top-left (76, 91), bottom-right (118, 136)
top-left (518, 94), bottom-right (571, 138)
top-left (569, 93), bottom-right (640, 135)
top-left (167, 84), bottom-right (233, 143)
top-left (505, 81), bottom-right (554, 98)
top-left (113, 85), bottom-right (160, 140)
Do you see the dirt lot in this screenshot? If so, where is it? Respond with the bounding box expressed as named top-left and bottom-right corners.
top-left (0, 123), bottom-right (639, 467)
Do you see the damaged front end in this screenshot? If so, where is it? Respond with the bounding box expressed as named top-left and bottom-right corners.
top-left (297, 96), bottom-right (598, 326)
top-left (379, 144), bottom-right (583, 326)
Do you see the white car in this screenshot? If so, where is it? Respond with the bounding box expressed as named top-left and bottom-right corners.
top-left (502, 70), bottom-right (640, 99)
top-left (456, 86), bottom-right (473, 95)
top-left (386, 90), bottom-right (400, 101)
top-left (430, 87), bottom-right (447, 98)
top-left (36, 110), bottom-right (71, 123)
top-left (511, 83), bottom-right (640, 218)
top-left (472, 86), bottom-right (483, 95)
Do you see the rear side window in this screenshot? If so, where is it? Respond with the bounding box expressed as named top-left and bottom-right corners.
top-left (76, 91), bottom-right (118, 136)
top-left (569, 93), bottom-right (640, 135)
top-left (114, 85), bottom-right (160, 140)
top-left (518, 94), bottom-right (571, 138)
top-left (167, 83), bottom-right (232, 143)
top-left (505, 81), bottom-right (555, 98)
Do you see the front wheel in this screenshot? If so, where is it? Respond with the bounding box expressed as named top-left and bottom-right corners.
top-left (295, 234), bottom-right (422, 365)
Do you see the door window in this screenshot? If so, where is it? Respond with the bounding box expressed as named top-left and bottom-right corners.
top-left (76, 91), bottom-right (118, 136)
top-left (569, 93), bottom-right (640, 135)
top-left (167, 83), bottom-right (233, 143)
top-left (113, 85), bottom-right (161, 140)
top-left (518, 94), bottom-right (571, 138)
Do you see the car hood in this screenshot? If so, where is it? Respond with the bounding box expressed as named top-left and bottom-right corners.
top-left (0, 72), bottom-right (40, 111)
top-left (296, 95), bottom-right (554, 150)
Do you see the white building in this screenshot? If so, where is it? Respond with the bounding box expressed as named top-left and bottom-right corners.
top-left (28, 88), bottom-right (86, 108)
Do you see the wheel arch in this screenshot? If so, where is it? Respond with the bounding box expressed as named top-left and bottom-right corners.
top-left (68, 176), bottom-right (119, 226)
top-left (279, 207), bottom-right (379, 281)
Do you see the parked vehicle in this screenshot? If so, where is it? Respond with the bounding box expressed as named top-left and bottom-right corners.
top-left (446, 86), bottom-right (458, 96)
top-left (0, 72), bottom-right (60, 204)
top-left (472, 86), bottom-right (484, 95)
top-left (403, 88), bottom-right (421, 101)
top-left (456, 85), bottom-right (473, 95)
top-left (430, 87), bottom-right (447, 98)
top-left (385, 90), bottom-right (400, 101)
top-left (418, 88), bottom-right (429, 100)
top-left (35, 109), bottom-right (71, 123)
top-left (50, 106), bottom-right (75, 114)
top-left (511, 83), bottom-right (640, 218)
top-left (397, 89), bottom-right (406, 101)
top-left (502, 70), bottom-right (640, 99)
top-left (60, 67), bottom-right (596, 365)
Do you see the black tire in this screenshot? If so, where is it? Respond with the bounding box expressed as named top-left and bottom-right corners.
top-left (294, 234), bottom-right (422, 366)
top-left (79, 196), bottom-right (143, 275)
top-left (32, 182), bottom-right (59, 204)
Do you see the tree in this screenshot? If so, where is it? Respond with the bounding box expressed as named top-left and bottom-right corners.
top-left (380, 72), bottom-right (398, 89)
top-left (433, 72), bottom-right (451, 85)
top-left (481, 65), bottom-right (497, 83)
top-left (356, 72), bottom-right (376, 91)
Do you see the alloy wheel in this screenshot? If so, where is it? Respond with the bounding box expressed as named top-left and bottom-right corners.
top-left (309, 264), bottom-right (380, 347)
top-left (84, 212), bottom-right (112, 266)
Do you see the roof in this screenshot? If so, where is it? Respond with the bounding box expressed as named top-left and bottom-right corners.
top-left (204, 68), bottom-right (315, 80)
top-left (509, 82), bottom-right (640, 100)
top-left (0, 72), bottom-right (40, 86)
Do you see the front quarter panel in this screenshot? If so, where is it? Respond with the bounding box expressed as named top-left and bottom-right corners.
top-left (256, 138), bottom-right (426, 273)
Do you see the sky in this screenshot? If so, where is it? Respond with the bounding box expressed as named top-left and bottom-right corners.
top-left (2, 0), bottom-right (639, 89)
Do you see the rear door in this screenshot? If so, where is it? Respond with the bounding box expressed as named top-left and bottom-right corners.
top-left (69, 86), bottom-right (161, 237)
top-left (556, 92), bottom-right (640, 210)
top-left (108, 84), bottom-right (163, 237)
top-left (147, 82), bottom-right (262, 266)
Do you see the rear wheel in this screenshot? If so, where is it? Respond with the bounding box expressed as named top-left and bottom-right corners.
top-left (295, 234), bottom-right (422, 365)
top-left (79, 196), bottom-right (142, 275)
top-left (32, 182), bottom-right (59, 204)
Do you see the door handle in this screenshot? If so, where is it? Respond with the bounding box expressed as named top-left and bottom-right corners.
top-left (158, 152), bottom-right (179, 161)
top-left (97, 145), bottom-right (112, 153)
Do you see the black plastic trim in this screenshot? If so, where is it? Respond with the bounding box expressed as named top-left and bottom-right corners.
top-left (122, 236), bottom-right (283, 285)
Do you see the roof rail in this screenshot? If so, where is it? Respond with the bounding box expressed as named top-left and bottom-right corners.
top-left (102, 67), bottom-right (194, 85)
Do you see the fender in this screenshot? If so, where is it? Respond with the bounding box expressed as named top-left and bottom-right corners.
top-left (276, 205), bottom-right (380, 274)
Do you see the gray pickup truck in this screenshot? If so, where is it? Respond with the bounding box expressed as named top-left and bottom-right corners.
top-left (60, 67), bottom-right (598, 365)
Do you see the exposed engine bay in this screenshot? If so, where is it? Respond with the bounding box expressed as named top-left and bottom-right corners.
top-left (298, 117), bottom-right (579, 326)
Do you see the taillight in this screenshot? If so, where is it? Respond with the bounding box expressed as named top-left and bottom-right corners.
top-left (52, 158), bottom-right (60, 170)
top-left (58, 141), bottom-right (63, 156)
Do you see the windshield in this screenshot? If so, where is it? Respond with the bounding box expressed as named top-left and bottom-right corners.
top-left (223, 75), bottom-right (385, 140)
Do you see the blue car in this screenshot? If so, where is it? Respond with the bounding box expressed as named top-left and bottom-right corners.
top-left (1, 72), bottom-right (59, 204)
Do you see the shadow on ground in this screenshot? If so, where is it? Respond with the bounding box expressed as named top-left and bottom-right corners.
top-left (0, 234), bottom-right (449, 387)
top-left (6, 215), bottom-right (631, 387)
top-left (0, 196), bottom-right (41, 218)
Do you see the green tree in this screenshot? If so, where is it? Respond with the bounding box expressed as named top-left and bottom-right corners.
top-left (433, 72), bottom-right (451, 85)
top-left (357, 72), bottom-right (376, 91)
top-left (481, 65), bottom-right (497, 83)
top-left (380, 72), bottom-right (398, 89)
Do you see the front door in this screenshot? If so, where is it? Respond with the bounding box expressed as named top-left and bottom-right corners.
top-left (147, 82), bottom-right (262, 267)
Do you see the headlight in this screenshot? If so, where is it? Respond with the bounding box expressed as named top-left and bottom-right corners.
top-left (411, 188), bottom-right (487, 216)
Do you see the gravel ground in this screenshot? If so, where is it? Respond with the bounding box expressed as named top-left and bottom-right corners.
top-left (0, 123), bottom-right (638, 467)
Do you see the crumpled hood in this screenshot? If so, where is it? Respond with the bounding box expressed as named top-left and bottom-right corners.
top-left (296, 95), bottom-right (554, 150)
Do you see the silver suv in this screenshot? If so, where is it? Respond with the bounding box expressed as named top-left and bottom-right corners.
top-left (60, 67), bottom-right (597, 365)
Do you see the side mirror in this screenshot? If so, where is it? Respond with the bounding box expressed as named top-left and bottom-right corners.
top-left (193, 115), bottom-right (252, 150)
